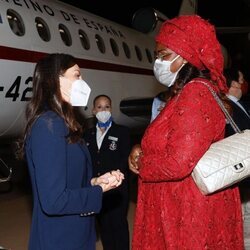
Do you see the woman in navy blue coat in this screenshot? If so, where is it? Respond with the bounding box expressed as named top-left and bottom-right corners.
top-left (18, 53), bottom-right (124, 250)
top-left (84, 95), bottom-right (131, 250)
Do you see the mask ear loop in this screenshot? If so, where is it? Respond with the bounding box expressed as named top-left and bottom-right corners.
top-left (59, 76), bottom-right (72, 102)
top-left (170, 55), bottom-right (185, 75)
top-left (169, 55), bottom-right (181, 63)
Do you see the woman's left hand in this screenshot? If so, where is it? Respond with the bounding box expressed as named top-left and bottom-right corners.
top-left (128, 144), bottom-right (142, 174)
top-left (91, 170), bottom-right (124, 192)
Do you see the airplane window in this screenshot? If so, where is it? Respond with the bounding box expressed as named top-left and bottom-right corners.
top-left (110, 38), bottom-right (119, 56)
top-left (95, 34), bottom-right (105, 54)
top-left (58, 24), bottom-right (72, 46)
top-left (122, 42), bottom-right (131, 59)
top-left (135, 46), bottom-right (143, 61)
top-left (79, 29), bottom-right (90, 50)
top-left (7, 9), bottom-right (25, 36)
top-left (35, 17), bottom-right (50, 42)
top-left (146, 48), bottom-right (153, 63)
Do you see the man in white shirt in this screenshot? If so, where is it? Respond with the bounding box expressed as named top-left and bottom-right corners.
top-left (224, 68), bottom-right (250, 136)
top-left (150, 89), bottom-right (171, 122)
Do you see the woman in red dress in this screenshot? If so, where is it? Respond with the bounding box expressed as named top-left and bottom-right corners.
top-left (129, 15), bottom-right (244, 250)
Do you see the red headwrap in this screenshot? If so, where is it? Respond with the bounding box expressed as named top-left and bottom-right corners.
top-left (156, 15), bottom-right (228, 93)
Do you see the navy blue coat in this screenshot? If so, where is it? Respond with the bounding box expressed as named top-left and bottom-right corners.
top-left (225, 100), bottom-right (250, 137)
top-left (83, 122), bottom-right (131, 250)
top-left (83, 122), bottom-right (130, 178)
top-left (25, 111), bottom-right (103, 250)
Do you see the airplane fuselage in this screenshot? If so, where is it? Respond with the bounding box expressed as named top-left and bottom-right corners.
top-left (0, 0), bottom-right (164, 138)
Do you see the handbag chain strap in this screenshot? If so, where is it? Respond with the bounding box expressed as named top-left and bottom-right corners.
top-left (196, 80), bottom-right (242, 133)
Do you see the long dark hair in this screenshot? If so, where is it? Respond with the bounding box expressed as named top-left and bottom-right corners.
top-left (170, 63), bottom-right (231, 112)
top-left (17, 53), bottom-right (83, 159)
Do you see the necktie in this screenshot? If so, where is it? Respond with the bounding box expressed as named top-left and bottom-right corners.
top-left (237, 99), bottom-right (250, 117)
top-left (238, 99), bottom-right (244, 106)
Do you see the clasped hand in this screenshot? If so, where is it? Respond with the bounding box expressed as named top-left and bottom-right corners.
top-left (91, 170), bottom-right (124, 192)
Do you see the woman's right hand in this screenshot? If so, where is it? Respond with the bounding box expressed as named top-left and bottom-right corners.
top-left (91, 170), bottom-right (124, 192)
top-left (128, 144), bottom-right (142, 175)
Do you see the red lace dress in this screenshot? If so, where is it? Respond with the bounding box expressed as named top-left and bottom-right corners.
top-left (132, 80), bottom-right (244, 250)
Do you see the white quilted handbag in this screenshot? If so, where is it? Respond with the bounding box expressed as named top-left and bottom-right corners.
top-left (191, 81), bottom-right (250, 195)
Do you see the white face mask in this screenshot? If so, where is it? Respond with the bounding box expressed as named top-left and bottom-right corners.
top-left (70, 79), bottom-right (91, 106)
top-left (153, 55), bottom-right (184, 87)
top-left (96, 111), bottom-right (111, 123)
top-left (60, 77), bottom-right (91, 107)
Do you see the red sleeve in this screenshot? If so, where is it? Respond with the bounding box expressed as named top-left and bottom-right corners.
top-left (139, 81), bottom-right (225, 182)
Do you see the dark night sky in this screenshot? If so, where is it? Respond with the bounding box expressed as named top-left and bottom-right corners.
top-left (59, 0), bottom-right (250, 27)
top-left (59, 0), bottom-right (250, 78)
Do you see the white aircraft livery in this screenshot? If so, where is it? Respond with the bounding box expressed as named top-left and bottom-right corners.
top-left (0, 0), bottom-right (168, 139)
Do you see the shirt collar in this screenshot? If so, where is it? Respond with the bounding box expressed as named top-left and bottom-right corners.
top-left (226, 94), bottom-right (239, 103)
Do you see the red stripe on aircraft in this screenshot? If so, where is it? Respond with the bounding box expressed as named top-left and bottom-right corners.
top-left (0, 46), bottom-right (153, 75)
